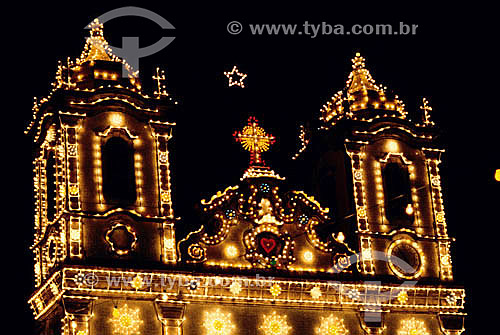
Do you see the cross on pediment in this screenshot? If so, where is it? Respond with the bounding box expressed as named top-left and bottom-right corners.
top-left (233, 117), bottom-right (275, 166)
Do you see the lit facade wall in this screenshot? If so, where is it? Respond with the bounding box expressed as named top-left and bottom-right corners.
top-left (26, 24), bottom-right (465, 335)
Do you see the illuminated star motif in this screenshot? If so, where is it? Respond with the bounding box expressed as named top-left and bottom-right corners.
top-left (316, 315), bottom-right (349, 335)
top-left (131, 275), bottom-right (144, 290)
top-left (224, 65), bottom-right (247, 88)
top-left (260, 311), bottom-right (292, 335)
top-left (73, 272), bottom-right (86, 286)
top-left (229, 281), bottom-right (243, 296)
top-left (109, 305), bottom-right (143, 335)
top-left (445, 293), bottom-right (458, 306)
top-left (398, 318), bottom-right (429, 335)
top-left (269, 283), bottom-right (282, 297)
top-left (203, 309), bottom-right (235, 335)
top-left (397, 290), bottom-right (409, 304)
top-left (345, 288), bottom-right (361, 301)
top-left (310, 286), bottom-right (322, 300)
top-left (233, 117), bottom-right (275, 165)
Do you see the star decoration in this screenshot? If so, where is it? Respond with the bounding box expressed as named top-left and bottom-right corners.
top-left (345, 288), bottom-right (361, 301)
top-left (445, 293), bottom-right (458, 306)
top-left (316, 315), bottom-right (349, 335)
top-left (260, 311), bottom-right (292, 335)
top-left (397, 290), bottom-right (409, 304)
top-left (229, 281), bottom-right (243, 296)
top-left (203, 309), bottom-right (235, 335)
top-left (131, 275), bottom-right (144, 290)
top-left (398, 318), bottom-right (429, 335)
top-left (310, 286), bottom-right (322, 300)
top-left (269, 283), bottom-right (282, 297)
top-left (73, 272), bottom-right (86, 286)
top-left (109, 304), bottom-right (143, 335)
top-left (224, 65), bottom-right (247, 88)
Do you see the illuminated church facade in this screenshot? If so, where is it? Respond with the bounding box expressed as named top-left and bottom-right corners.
top-left (26, 20), bottom-right (466, 335)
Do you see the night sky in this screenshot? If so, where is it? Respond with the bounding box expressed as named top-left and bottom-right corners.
top-left (12, 3), bottom-right (497, 333)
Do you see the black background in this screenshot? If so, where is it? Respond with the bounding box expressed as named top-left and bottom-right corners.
top-left (10, 2), bottom-right (497, 334)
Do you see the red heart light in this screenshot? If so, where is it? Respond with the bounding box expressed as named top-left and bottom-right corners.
top-left (260, 238), bottom-right (276, 253)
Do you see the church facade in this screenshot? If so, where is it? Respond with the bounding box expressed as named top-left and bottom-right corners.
top-left (26, 20), bottom-right (466, 335)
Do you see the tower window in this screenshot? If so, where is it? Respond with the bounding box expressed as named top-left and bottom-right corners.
top-left (101, 136), bottom-right (137, 206)
top-left (46, 151), bottom-right (57, 221)
top-left (382, 161), bottom-right (413, 225)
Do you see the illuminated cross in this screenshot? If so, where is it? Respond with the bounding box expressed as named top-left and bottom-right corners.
top-left (233, 117), bottom-right (275, 165)
top-left (420, 97), bottom-right (434, 125)
top-left (224, 65), bottom-right (247, 88)
top-left (153, 67), bottom-right (168, 98)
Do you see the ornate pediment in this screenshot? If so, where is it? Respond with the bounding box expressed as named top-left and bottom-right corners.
top-left (179, 177), bottom-right (355, 273)
top-left (179, 117), bottom-right (356, 274)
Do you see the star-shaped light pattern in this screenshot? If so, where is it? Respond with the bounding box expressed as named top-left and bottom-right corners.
top-left (260, 311), bottom-right (292, 335)
top-left (131, 275), bottom-right (144, 290)
top-left (345, 288), bottom-right (361, 301)
top-left (398, 318), bottom-right (430, 335)
top-left (445, 293), bottom-right (458, 306)
top-left (109, 305), bottom-right (143, 335)
top-left (224, 65), bottom-right (247, 88)
top-left (397, 290), bottom-right (409, 304)
top-left (73, 272), bottom-right (86, 286)
top-left (203, 309), bottom-right (235, 335)
top-left (269, 283), bottom-right (282, 297)
top-left (229, 281), bottom-right (243, 296)
top-left (316, 315), bottom-right (349, 335)
top-left (310, 286), bottom-right (322, 300)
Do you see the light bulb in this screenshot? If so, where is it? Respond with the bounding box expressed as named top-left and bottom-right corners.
top-left (405, 204), bottom-right (414, 216)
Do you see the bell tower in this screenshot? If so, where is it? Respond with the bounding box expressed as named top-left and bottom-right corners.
top-left (26, 19), bottom-right (178, 291)
top-left (300, 53), bottom-right (454, 282)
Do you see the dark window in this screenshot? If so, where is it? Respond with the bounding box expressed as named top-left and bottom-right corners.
top-left (319, 166), bottom-right (338, 220)
top-left (101, 137), bottom-right (136, 206)
top-left (46, 151), bottom-right (57, 221)
top-left (383, 161), bottom-right (413, 225)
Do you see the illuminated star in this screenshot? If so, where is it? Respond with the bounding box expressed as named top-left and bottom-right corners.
top-left (109, 305), bottom-right (143, 335)
top-left (316, 315), bottom-right (348, 335)
top-left (260, 311), bottom-right (291, 335)
top-left (203, 309), bottom-right (235, 335)
top-left (224, 65), bottom-right (247, 88)
top-left (310, 286), bottom-right (322, 300)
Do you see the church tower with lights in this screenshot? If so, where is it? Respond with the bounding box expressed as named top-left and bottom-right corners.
top-left (26, 21), bottom-right (465, 335)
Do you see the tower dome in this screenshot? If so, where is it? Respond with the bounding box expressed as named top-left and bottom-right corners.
top-left (320, 53), bottom-right (407, 127)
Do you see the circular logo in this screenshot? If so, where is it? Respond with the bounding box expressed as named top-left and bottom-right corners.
top-left (84, 273), bottom-right (99, 286)
top-left (227, 21), bottom-right (243, 35)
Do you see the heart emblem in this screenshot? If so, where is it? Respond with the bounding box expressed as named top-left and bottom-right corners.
top-left (260, 238), bottom-right (276, 253)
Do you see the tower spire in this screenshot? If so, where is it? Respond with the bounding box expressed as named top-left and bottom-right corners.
top-left (76, 18), bottom-right (137, 77)
top-left (346, 52), bottom-right (383, 94)
top-left (79, 19), bottom-right (113, 63)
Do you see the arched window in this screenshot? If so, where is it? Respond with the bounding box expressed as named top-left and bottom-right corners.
top-left (101, 136), bottom-right (136, 206)
top-left (383, 161), bottom-right (413, 225)
top-left (46, 151), bottom-right (57, 221)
